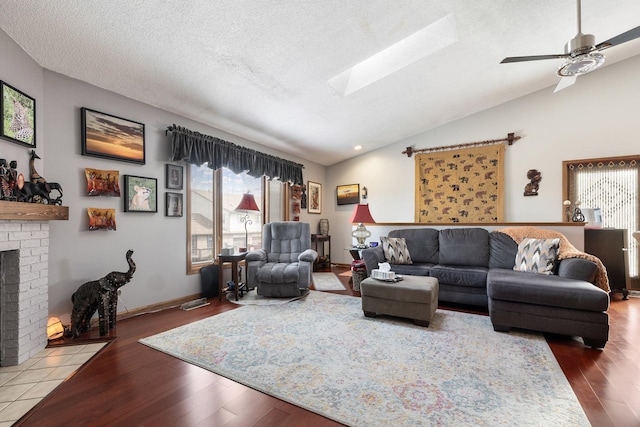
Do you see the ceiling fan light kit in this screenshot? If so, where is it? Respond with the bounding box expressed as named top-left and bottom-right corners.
top-left (500, 0), bottom-right (640, 86)
top-left (557, 51), bottom-right (605, 77)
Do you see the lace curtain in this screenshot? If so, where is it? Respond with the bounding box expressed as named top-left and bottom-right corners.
top-left (167, 125), bottom-right (304, 185)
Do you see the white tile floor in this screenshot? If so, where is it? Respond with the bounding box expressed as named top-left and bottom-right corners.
top-left (0, 343), bottom-right (107, 426)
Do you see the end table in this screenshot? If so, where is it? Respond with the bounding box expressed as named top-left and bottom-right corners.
top-left (217, 252), bottom-right (248, 301)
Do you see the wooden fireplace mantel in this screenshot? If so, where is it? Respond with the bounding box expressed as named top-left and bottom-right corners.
top-left (0, 201), bottom-right (69, 221)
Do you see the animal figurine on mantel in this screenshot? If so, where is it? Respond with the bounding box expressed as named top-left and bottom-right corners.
top-left (12, 151), bottom-right (64, 204)
top-left (69, 250), bottom-right (136, 338)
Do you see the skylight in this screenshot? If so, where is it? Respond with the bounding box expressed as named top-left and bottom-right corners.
top-left (329, 14), bottom-right (458, 96)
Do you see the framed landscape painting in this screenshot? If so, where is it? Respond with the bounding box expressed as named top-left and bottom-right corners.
top-left (1, 81), bottom-right (36, 147)
top-left (81, 107), bottom-right (145, 164)
top-left (336, 184), bottom-right (360, 205)
top-left (124, 175), bottom-right (157, 213)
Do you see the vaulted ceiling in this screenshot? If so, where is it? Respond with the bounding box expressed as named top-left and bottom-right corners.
top-left (1, 1), bottom-right (640, 166)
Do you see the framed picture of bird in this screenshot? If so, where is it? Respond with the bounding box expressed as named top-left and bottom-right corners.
top-left (1, 81), bottom-right (36, 147)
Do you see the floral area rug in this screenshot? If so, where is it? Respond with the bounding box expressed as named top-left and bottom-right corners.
top-left (311, 272), bottom-right (346, 290)
top-left (139, 291), bottom-right (589, 426)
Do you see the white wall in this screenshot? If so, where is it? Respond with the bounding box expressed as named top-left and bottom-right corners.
top-left (0, 29), bottom-right (325, 323)
top-left (326, 55), bottom-right (640, 264)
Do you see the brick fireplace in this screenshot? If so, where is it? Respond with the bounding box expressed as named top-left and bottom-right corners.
top-left (0, 220), bottom-right (50, 366)
top-left (0, 202), bottom-right (67, 366)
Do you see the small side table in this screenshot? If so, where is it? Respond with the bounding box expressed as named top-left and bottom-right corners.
top-left (311, 234), bottom-right (331, 271)
top-left (347, 245), bottom-right (369, 260)
top-left (217, 252), bottom-right (248, 301)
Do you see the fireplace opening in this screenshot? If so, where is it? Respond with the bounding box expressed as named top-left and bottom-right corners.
top-left (0, 250), bottom-right (21, 366)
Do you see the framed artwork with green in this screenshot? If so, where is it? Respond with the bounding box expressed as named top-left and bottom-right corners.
top-left (124, 175), bottom-right (157, 213)
top-left (1, 81), bottom-right (36, 147)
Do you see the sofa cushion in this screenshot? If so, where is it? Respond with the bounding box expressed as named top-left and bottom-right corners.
top-left (514, 238), bottom-right (559, 275)
top-left (430, 265), bottom-right (488, 288)
top-left (387, 263), bottom-right (434, 276)
top-left (389, 228), bottom-right (439, 264)
top-left (381, 236), bottom-right (413, 264)
top-left (438, 228), bottom-right (489, 267)
top-left (487, 269), bottom-right (609, 312)
top-left (257, 262), bottom-right (300, 283)
top-left (489, 231), bottom-right (518, 269)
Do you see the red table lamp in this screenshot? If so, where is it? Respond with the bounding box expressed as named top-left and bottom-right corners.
top-left (350, 204), bottom-right (376, 248)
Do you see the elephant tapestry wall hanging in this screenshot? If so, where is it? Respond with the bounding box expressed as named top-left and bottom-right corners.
top-left (414, 144), bottom-right (505, 223)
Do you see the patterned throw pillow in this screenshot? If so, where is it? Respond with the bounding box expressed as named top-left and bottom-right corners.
top-left (513, 238), bottom-right (560, 275)
top-left (380, 236), bottom-right (413, 265)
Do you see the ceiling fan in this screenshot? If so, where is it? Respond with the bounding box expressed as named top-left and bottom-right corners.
top-left (500, 0), bottom-right (640, 91)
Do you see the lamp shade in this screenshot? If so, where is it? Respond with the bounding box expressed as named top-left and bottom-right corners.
top-left (235, 192), bottom-right (260, 212)
top-left (349, 204), bottom-right (376, 224)
top-left (47, 317), bottom-right (64, 340)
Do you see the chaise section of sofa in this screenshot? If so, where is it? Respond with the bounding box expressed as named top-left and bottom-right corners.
top-left (487, 268), bottom-right (609, 348)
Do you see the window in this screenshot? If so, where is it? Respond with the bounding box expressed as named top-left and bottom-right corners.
top-left (221, 168), bottom-right (262, 252)
top-left (188, 166), bottom-right (215, 268)
top-left (187, 165), bottom-right (288, 273)
top-left (564, 156), bottom-right (639, 286)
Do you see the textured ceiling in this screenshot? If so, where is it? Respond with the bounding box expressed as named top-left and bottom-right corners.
top-left (1, 1), bottom-right (640, 166)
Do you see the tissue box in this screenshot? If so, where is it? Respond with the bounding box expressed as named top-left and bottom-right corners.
top-left (221, 248), bottom-right (233, 256)
top-left (371, 269), bottom-right (396, 280)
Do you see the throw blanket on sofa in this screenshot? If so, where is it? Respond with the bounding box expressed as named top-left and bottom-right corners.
top-left (497, 226), bottom-right (610, 292)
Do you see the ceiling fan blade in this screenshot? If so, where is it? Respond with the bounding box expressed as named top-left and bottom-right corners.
top-left (501, 54), bottom-right (570, 64)
top-left (595, 25), bottom-right (640, 51)
top-left (553, 75), bottom-right (577, 93)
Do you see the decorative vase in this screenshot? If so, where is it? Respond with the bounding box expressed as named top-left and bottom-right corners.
top-left (319, 219), bottom-right (329, 235)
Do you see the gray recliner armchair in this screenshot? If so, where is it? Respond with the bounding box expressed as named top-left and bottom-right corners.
top-left (246, 222), bottom-right (318, 297)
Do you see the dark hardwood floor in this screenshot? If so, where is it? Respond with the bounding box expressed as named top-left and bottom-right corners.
top-left (16, 267), bottom-right (640, 426)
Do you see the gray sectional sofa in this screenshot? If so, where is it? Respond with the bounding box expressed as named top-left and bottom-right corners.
top-left (361, 227), bottom-right (610, 348)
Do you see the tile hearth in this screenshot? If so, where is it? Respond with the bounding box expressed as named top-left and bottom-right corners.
top-left (0, 342), bottom-right (107, 426)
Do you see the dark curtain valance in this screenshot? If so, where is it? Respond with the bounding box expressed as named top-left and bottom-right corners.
top-left (167, 124), bottom-right (304, 185)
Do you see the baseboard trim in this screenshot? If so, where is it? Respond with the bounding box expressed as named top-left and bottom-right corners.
top-left (332, 263), bottom-right (351, 268)
top-left (90, 293), bottom-right (202, 327)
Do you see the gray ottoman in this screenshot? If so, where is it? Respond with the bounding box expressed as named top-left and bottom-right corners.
top-left (360, 275), bottom-right (439, 327)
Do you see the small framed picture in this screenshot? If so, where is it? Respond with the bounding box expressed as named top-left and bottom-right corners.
top-left (165, 192), bottom-right (183, 217)
top-left (85, 168), bottom-right (121, 197)
top-left (88, 208), bottom-right (117, 231)
top-left (166, 164), bottom-right (183, 190)
top-left (124, 175), bottom-right (157, 213)
top-left (336, 184), bottom-right (360, 205)
top-left (81, 107), bottom-right (145, 164)
top-left (1, 81), bottom-right (36, 147)
top-left (307, 181), bottom-right (322, 214)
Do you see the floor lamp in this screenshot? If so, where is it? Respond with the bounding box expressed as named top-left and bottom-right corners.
top-left (235, 191), bottom-right (260, 252)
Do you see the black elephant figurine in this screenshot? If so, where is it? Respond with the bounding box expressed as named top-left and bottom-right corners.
top-left (69, 250), bottom-right (136, 337)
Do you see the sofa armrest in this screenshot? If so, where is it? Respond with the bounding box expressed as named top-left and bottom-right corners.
top-left (558, 258), bottom-right (598, 283)
top-left (362, 246), bottom-right (385, 277)
top-left (246, 249), bottom-right (267, 263)
top-left (299, 249), bottom-right (318, 263)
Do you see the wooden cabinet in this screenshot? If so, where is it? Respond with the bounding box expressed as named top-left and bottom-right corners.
top-left (584, 228), bottom-right (629, 299)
